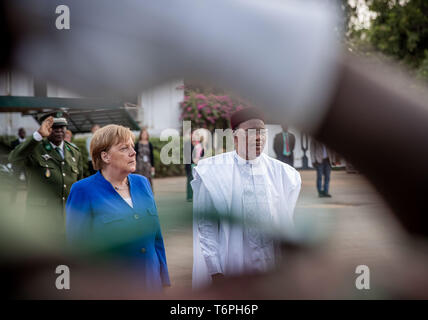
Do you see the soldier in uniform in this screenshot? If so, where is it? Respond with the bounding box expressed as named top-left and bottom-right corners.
top-left (8, 112), bottom-right (83, 240)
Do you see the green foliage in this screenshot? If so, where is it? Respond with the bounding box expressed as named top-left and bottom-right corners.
top-left (1, 135), bottom-right (185, 178)
top-left (73, 136), bottom-right (186, 178)
top-left (368, 0), bottom-right (428, 68)
top-left (71, 137), bottom-right (90, 177)
top-left (179, 90), bottom-right (247, 132)
top-left (0, 135), bottom-right (17, 164)
top-left (416, 50), bottom-right (428, 79)
top-left (346, 0), bottom-right (428, 80)
top-left (149, 137), bottom-right (185, 177)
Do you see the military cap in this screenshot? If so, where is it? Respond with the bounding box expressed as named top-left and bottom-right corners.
top-left (38, 111), bottom-right (68, 127)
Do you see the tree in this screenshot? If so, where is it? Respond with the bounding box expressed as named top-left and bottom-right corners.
top-left (347, 0), bottom-right (428, 80)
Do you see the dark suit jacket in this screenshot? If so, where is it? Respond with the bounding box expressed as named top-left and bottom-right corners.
top-left (11, 139), bottom-right (21, 149)
top-left (135, 141), bottom-right (154, 167)
top-left (274, 131), bottom-right (296, 159)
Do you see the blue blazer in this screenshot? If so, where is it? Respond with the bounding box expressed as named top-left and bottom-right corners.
top-left (66, 171), bottom-right (170, 290)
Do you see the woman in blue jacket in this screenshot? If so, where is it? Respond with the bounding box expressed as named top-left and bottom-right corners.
top-left (66, 124), bottom-right (170, 291)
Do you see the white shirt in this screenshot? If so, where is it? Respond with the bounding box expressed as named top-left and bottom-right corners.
top-left (86, 135), bottom-right (93, 160)
top-left (191, 151), bottom-right (301, 289)
top-left (122, 197), bottom-right (134, 208)
top-left (322, 144), bottom-right (328, 159)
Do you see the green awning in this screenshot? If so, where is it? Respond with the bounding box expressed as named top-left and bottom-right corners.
top-left (0, 96), bottom-right (130, 112)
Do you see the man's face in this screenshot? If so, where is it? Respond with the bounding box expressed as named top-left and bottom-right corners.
top-left (48, 125), bottom-right (66, 145)
top-left (234, 119), bottom-right (267, 159)
top-left (18, 129), bottom-right (26, 139)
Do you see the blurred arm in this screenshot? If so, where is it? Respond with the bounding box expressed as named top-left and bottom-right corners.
top-left (8, 133), bottom-right (41, 166)
top-left (315, 54), bottom-right (428, 236)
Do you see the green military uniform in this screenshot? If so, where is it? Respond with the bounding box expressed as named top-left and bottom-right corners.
top-left (8, 132), bottom-right (83, 236)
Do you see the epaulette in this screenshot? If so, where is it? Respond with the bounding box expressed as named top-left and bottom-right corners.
top-left (64, 141), bottom-right (80, 152)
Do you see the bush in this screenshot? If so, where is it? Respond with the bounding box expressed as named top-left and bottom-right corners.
top-left (179, 89), bottom-right (252, 131)
top-left (71, 137), bottom-right (90, 177)
top-left (0, 135), bottom-right (186, 178)
top-left (149, 137), bottom-right (185, 178)
top-left (0, 135), bottom-right (17, 164)
top-left (73, 136), bottom-right (185, 178)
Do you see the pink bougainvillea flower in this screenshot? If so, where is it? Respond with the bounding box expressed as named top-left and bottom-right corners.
top-left (197, 103), bottom-right (207, 110)
top-left (197, 114), bottom-right (202, 118)
top-left (195, 94), bottom-right (207, 100)
top-left (187, 107), bottom-right (192, 112)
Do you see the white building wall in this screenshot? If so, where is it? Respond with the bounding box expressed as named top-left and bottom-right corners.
top-left (265, 124), bottom-right (314, 169)
top-left (47, 82), bottom-right (82, 98)
top-left (0, 73), bottom-right (93, 136)
top-left (0, 72), bottom-right (38, 136)
top-left (139, 79), bottom-right (184, 136)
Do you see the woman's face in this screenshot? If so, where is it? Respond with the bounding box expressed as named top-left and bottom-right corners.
top-left (140, 130), bottom-right (149, 140)
top-left (103, 137), bottom-right (136, 174)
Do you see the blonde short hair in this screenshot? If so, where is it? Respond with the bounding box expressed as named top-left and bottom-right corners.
top-left (90, 124), bottom-right (135, 170)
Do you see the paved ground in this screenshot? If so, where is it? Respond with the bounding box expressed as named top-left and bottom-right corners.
top-left (153, 170), bottom-right (409, 291)
top-left (4, 169), bottom-right (413, 296)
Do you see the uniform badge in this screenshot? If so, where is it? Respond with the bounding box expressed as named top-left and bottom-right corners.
top-left (41, 154), bottom-right (52, 161)
top-left (45, 168), bottom-right (51, 178)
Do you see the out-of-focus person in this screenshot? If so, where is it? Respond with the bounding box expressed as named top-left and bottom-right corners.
top-left (10, 127), bottom-right (27, 183)
top-left (66, 124), bottom-right (170, 291)
top-left (8, 112), bottom-right (83, 240)
top-left (273, 125), bottom-right (296, 167)
top-left (192, 108), bottom-right (301, 289)
top-left (10, 128), bottom-right (26, 149)
top-left (64, 129), bottom-right (73, 143)
top-left (310, 139), bottom-right (335, 198)
top-left (134, 128), bottom-right (155, 190)
top-left (185, 132), bottom-right (204, 202)
top-left (86, 124), bottom-right (100, 176)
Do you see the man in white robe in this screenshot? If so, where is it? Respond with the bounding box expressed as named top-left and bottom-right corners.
top-left (191, 108), bottom-right (302, 289)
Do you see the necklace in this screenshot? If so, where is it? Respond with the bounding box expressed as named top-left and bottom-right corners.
top-left (114, 178), bottom-right (129, 191)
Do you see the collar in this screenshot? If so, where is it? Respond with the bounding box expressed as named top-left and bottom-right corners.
top-left (233, 150), bottom-right (262, 166)
top-left (50, 141), bottom-right (64, 151)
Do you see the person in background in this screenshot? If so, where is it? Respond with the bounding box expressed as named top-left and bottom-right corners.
top-left (273, 125), bottom-right (296, 167)
top-left (10, 128), bottom-right (27, 185)
top-left (64, 129), bottom-right (73, 143)
top-left (11, 128), bottom-right (26, 149)
top-left (310, 139), bottom-right (335, 198)
top-left (135, 128), bottom-right (155, 190)
top-left (86, 124), bottom-right (100, 176)
top-left (185, 132), bottom-right (204, 202)
top-left (66, 124), bottom-right (170, 291)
